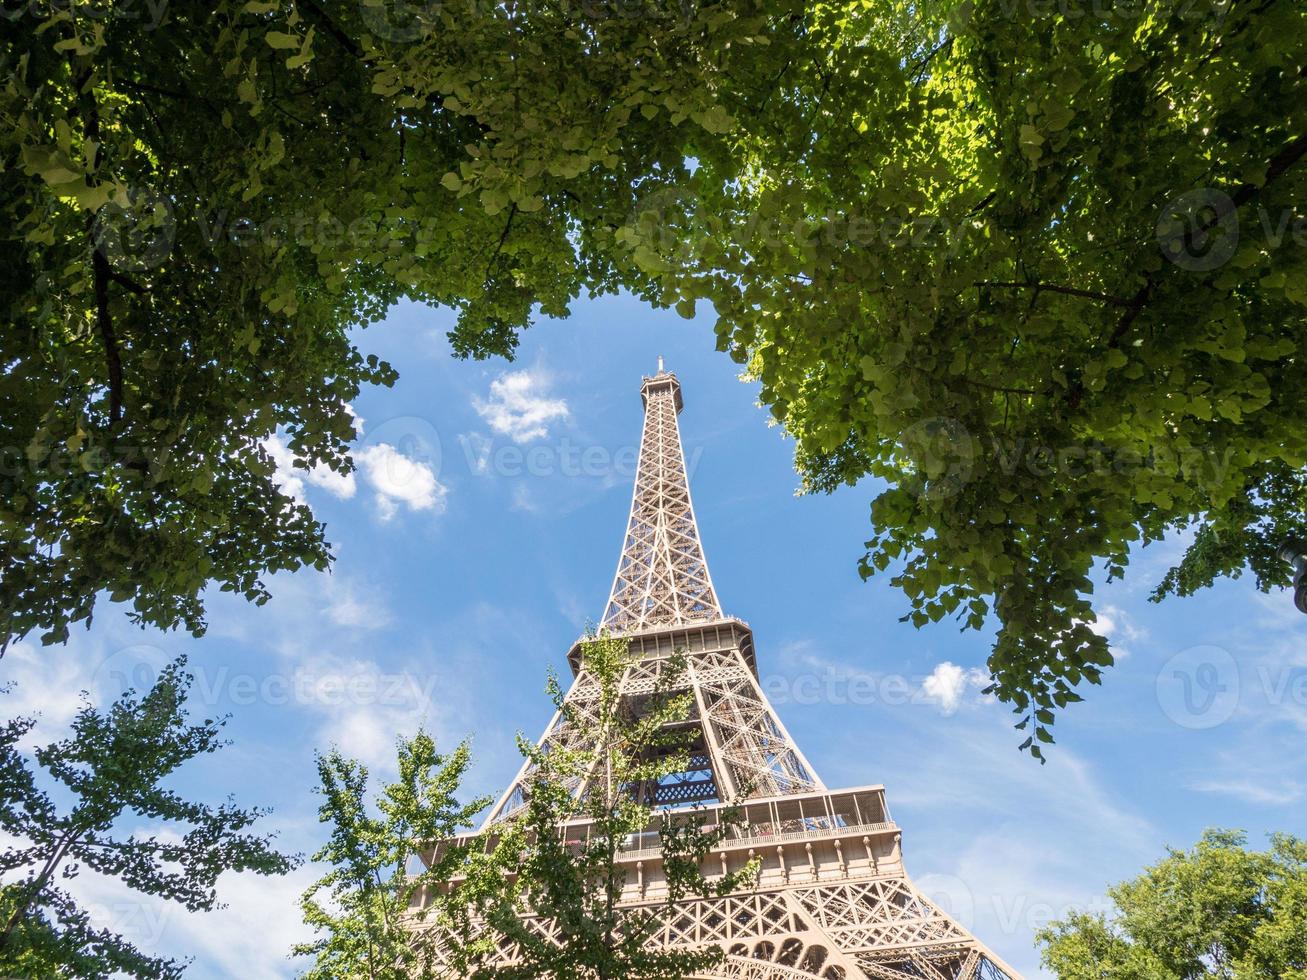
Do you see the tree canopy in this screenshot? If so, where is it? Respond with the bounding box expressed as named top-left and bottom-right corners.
top-left (2, 0), bottom-right (770, 647)
top-left (4, 0), bottom-right (1305, 750)
top-left (635, 0), bottom-right (1307, 754)
top-left (1038, 829), bottom-right (1307, 979)
top-left (0, 657), bottom-right (296, 979)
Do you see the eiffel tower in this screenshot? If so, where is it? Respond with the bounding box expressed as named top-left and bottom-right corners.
top-left (464, 363), bottom-right (1021, 980)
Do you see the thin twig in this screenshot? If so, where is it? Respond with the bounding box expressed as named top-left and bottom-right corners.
top-left (484, 204), bottom-right (519, 283)
top-left (977, 281), bottom-right (1133, 308)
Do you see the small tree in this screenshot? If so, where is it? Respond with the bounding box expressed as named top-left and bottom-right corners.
top-left (460, 633), bottom-right (759, 980)
top-left (295, 733), bottom-right (492, 980)
top-left (1038, 829), bottom-right (1307, 980)
top-left (0, 657), bottom-right (297, 979)
top-left (300, 635), bottom-right (758, 980)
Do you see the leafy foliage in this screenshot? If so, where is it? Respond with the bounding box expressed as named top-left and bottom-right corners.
top-left (295, 732), bottom-right (490, 980)
top-left (1, 0), bottom-right (773, 649)
top-left (617, 0), bottom-right (1307, 752)
top-left (1038, 829), bottom-right (1307, 979)
top-left (6, 0), bottom-right (1305, 750)
top-left (0, 658), bottom-right (297, 979)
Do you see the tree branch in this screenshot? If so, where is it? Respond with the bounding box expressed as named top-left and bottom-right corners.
top-left (1109, 130), bottom-right (1307, 347)
top-left (92, 248), bottom-right (125, 428)
top-left (977, 281), bottom-right (1133, 308)
top-left (108, 270), bottom-right (146, 294)
top-left (1231, 131), bottom-right (1307, 209)
top-left (967, 190), bottom-right (998, 215)
top-left (909, 36), bottom-right (952, 79)
top-left (72, 58), bottom-right (126, 429)
top-left (909, 363), bottom-right (1035, 396)
top-left (0, 828), bottom-right (81, 951)
top-left (962, 377), bottom-right (1037, 396)
top-left (298, 0), bottom-right (364, 59)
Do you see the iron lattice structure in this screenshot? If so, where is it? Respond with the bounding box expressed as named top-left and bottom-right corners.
top-left (602, 366), bottom-right (721, 632)
top-left (424, 366), bottom-right (1021, 980)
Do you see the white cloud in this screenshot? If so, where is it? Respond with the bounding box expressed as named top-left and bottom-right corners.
top-left (325, 708), bottom-right (398, 771)
top-left (263, 406), bottom-right (446, 522)
top-left (355, 443), bottom-right (447, 520)
top-left (510, 482), bottom-right (542, 514)
top-left (1088, 603), bottom-right (1146, 658)
top-left (341, 402), bottom-right (364, 436)
top-left (323, 582), bottom-right (392, 631)
top-left (311, 681), bottom-right (439, 773)
top-left (18, 854), bottom-right (314, 980)
top-left (460, 432), bottom-right (493, 475)
top-left (2, 642), bottom-right (90, 739)
top-left (921, 661), bottom-right (990, 715)
top-left (204, 569), bottom-right (394, 648)
top-left (772, 638), bottom-right (868, 677)
top-left (1189, 777), bottom-right (1306, 806)
top-left (473, 369), bottom-right (569, 443)
top-left (1089, 609), bottom-right (1118, 638)
top-left (263, 434), bottom-right (357, 503)
top-left (175, 866), bottom-right (317, 980)
top-left (277, 649), bottom-right (443, 773)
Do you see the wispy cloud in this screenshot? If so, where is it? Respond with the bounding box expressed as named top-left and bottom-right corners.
top-left (79, 854), bottom-right (318, 980)
top-left (473, 369), bottom-right (569, 443)
top-left (510, 482), bottom-right (542, 514)
top-left (850, 712), bottom-right (1157, 979)
top-left (1189, 777), bottom-right (1306, 806)
top-left (290, 651), bottom-right (442, 772)
top-left (323, 579), bottom-right (393, 631)
top-left (1088, 603), bottom-right (1146, 658)
top-left (1, 642), bottom-right (93, 740)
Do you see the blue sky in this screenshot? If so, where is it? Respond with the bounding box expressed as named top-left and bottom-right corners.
top-left (5, 292), bottom-right (1306, 979)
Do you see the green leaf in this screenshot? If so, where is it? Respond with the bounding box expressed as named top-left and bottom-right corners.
top-left (1018, 124), bottom-right (1044, 163)
top-left (697, 105), bottom-right (737, 134)
top-left (265, 31), bottom-right (300, 49)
